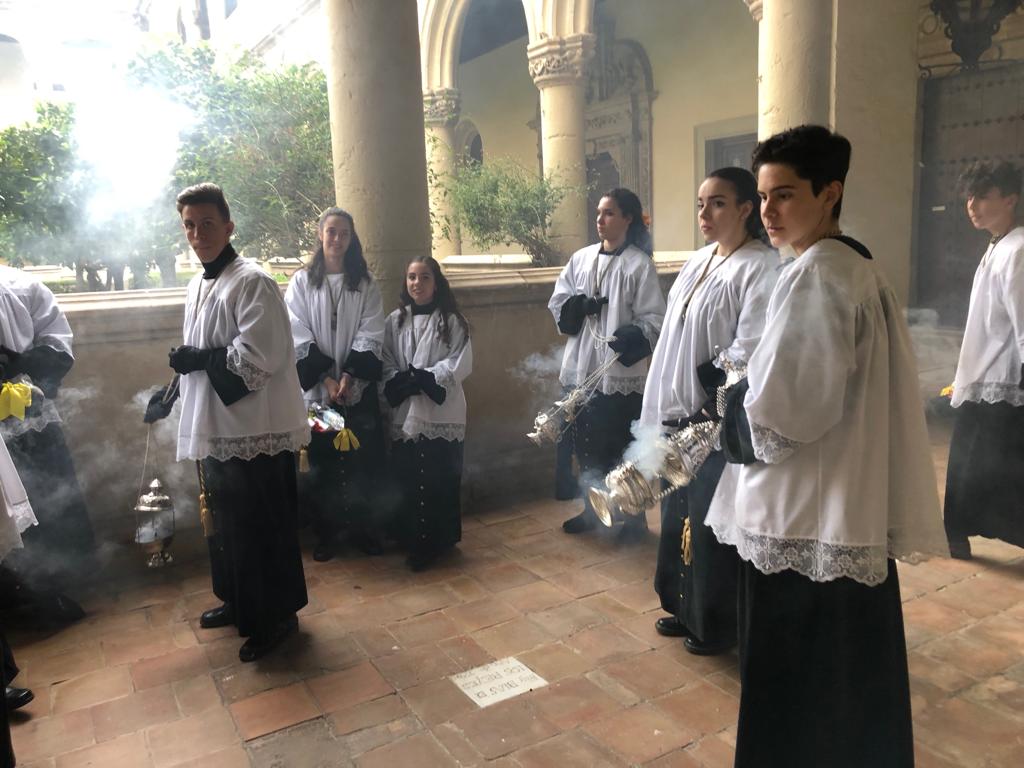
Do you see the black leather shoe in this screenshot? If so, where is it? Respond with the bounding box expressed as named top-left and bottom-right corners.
top-left (655, 616), bottom-right (692, 638)
top-left (312, 539), bottom-right (334, 562)
top-left (562, 511), bottom-right (596, 534)
top-left (684, 636), bottom-right (735, 656)
top-left (199, 604), bottom-right (235, 629)
top-left (948, 539), bottom-right (973, 560)
top-left (5, 686), bottom-right (34, 710)
top-left (238, 615), bottom-right (298, 663)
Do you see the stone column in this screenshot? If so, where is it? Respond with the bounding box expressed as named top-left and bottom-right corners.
top-left (744, 0), bottom-right (919, 302)
top-left (528, 34), bottom-right (595, 263)
top-left (322, 0), bottom-right (431, 295)
top-left (423, 88), bottom-right (462, 260)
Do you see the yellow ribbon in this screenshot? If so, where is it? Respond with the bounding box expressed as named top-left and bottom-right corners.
top-left (940, 384), bottom-right (953, 398)
top-left (0, 382), bottom-right (33, 420)
top-left (333, 428), bottom-right (361, 452)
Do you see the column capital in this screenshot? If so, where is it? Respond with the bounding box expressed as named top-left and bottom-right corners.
top-left (527, 33), bottom-right (596, 88)
top-left (423, 88), bottom-right (461, 127)
top-left (743, 0), bottom-right (763, 22)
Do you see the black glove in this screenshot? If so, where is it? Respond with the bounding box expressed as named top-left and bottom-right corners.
top-left (607, 324), bottom-right (652, 367)
top-left (0, 345), bottom-right (20, 380)
top-left (168, 346), bottom-right (211, 375)
top-left (412, 367), bottom-right (447, 405)
top-left (143, 383), bottom-right (179, 424)
top-left (583, 296), bottom-right (608, 316)
top-left (1019, 363), bottom-right (1024, 390)
top-left (384, 369), bottom-right (421, 407)
top-left (557, 294), bottom-right (588, 335)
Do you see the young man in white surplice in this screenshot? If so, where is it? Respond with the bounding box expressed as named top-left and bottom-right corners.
top-left (705, 126), bottom-right (947, 768)
top-left (943, 160), bottom-right (1024, 560)
top-left (144, 183), bottom-right (309, 663)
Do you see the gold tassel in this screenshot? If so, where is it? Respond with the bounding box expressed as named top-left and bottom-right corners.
top-left (299, 446), bottom-right (310, 473)
top-left (682, 517), bottom-right (692, 566)
top-left (196, 461), bottom-right (214, 538)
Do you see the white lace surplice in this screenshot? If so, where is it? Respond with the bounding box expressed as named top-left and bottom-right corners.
top-left (548, 243), bottom-right (666, 396)
top-left (284, 269), bottom-right (385, 407)
top-left (705, 238), bottom-right (948, 586)
top-left (0, 436), bottom-right (37, 562)
top-left (177, 257), bottom-right (310, 462)
top-left (952, 225), bottom-right (1024, 407)
top-left (0, 265), bottom-right (74, 438)
top-left (382, 308), bottom-right (472, 442)
top-left (639, 239), bottom-right (780, 427)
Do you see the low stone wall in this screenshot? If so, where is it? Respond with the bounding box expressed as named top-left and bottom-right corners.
top-left (54, 263), bottom-right (684, 544)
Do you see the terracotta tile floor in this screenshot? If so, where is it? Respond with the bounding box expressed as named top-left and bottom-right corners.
top-left (7, 419), bottom-right (1024, 767)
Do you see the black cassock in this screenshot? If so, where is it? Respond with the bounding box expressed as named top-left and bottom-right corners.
top-left (391, 436), bottom-right (463, 557)
top-left (202, 449), bottom-right (307, 639)
top-left (3, 346), bottom-right (94, 583)
top-left (574, 391), bottom-right (642, 521)
top-left (1, 635), bottom-right (16, 768)
top-left (654, 451), bottom-right (737, 645)
top-left (944, 399), bottom-right (1024, 549)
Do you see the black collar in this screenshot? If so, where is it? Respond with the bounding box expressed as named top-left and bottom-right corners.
top-left (598, 242), bottom-right (627, 257)
top-left (411, 299), bottom-right (437, 316)
top-left (202, 244), bottom-right (238, 279)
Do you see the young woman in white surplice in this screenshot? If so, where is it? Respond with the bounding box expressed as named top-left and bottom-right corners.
top-left (705, 127), bottom-right (946, 768)
top-left (383, 257), bottom-right (472, 572)
top-left (640, 168), bottom-right (780, 655)
top-left (548, 188), bottom-right (666, 539)
top-left (285, 208), bottom-right (387, 562)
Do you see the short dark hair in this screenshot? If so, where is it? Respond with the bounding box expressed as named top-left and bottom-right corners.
top-left (958, 160), bottom-right (1022, 200)
top-left (751, 125), bottom-right (852, 218)
top-left (176, 182), bottom-right (231, 221)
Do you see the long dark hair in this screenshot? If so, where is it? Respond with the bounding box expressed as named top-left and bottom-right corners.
top-left (397, 256), bottom-right (470, 347)
top-left (706, 166), bottom-right (767, 242)
top-left (306, 207), bottom-right (370, 290)
top-left (601, 187), bottom-right (653, 256)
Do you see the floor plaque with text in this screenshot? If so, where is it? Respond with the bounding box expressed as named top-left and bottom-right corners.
top-left (449, 656), bottom-right (548, 708)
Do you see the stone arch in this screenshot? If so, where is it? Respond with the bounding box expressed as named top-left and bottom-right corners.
top-left (454, 118), bottom-right (484, 163)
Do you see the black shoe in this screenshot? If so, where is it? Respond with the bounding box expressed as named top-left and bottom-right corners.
top-left (406, 550), bottom-right (438, 572)
top-left (238, 615), bottom-right (298, 663)
top-left (615, 517), bottom-right (648, 545)
top-left (350, 531), bottom-right (384, 557)
top-left (5, 686), bottom-right (34, 710)
top-left (562, 512), bottom-right (596, 534)
top-left (948, 539), bottom-right (973, 560)
top-left (313, 539), bottom-right (334, 562)
top-left (199, 604), bottom-right (235, 629)
top-left (654, 616), bottom-right (692, 638)
top-left (684, 636), bottom-right (734, 656)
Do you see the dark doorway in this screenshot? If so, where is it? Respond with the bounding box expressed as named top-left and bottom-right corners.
top-left (916, 64), bottom-right (1024, 325)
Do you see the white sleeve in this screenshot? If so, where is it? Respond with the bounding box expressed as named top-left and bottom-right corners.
top-left (744, 264), bottom-right (856, 463)
top-left (226, 275), bottom-right (293, 392)
top-left (425, 318), bottom-right (473, 392)
top-left (284, 271), bottom-right (316, 360)
top-left (382, 313), bottom-right (401, 384)
top-left (716, 261), bottom-right (777, 369)
top-left (999, 248), bottom-right (1024, 363)
top-left (351, 278), bottom-right (385, 357)
top-left (29, 281), bottom-right (74, 358)
top-left (628, 257), bottom-right (666, 347)
top-left (548, 257), bottom-right (579, 331)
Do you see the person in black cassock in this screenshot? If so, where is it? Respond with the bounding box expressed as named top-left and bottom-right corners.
top-left (145, 183), bottom-right (309, 663)
top-left (943, 160), bottom-right (1024, 559)
top-left (0, 263), bottom-right (91, 626)
top-left (284, 208), bottom-right (387, 562)
top-left (547, 188), bottom-right (665, 542)
top-left (640, 167), bottom-right (779, 655)
top-left (382, 256), bottom-right (472, 572)
top-left (704, 126), bottom-right (947, 768)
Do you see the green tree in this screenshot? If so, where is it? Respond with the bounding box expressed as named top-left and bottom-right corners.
top-left (436, 154), bottom-right (570, 267)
